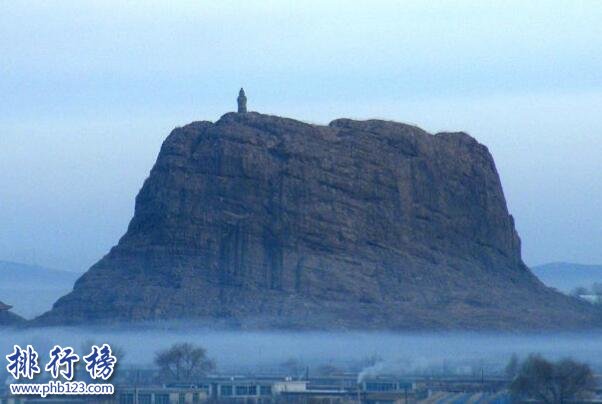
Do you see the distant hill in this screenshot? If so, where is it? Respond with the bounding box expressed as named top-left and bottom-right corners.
top-left (0, 300), bottom-right (24, 326)
top-left (531, 262), bottom-right (602, 293)
top-left (0, 261), bottom-right (79, 319)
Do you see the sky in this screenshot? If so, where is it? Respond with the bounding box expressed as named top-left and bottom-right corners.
top-left (0, 1), bottom-right (601, 272)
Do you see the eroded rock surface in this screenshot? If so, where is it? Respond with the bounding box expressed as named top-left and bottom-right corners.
top-left (36, 112), bottom-right (600, 329)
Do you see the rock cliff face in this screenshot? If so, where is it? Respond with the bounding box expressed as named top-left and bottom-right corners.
top-left (37, 112), bottom-right (600, 329)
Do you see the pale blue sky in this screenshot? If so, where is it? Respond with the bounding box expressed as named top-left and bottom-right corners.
top-left (1, 1), bottom-right (601, 271)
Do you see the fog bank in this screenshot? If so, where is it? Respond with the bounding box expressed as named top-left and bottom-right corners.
top-left (1, 326), bottom-right (601, 375)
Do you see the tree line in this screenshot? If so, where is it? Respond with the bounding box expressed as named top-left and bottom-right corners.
top-left (507, 354), bottom-right (596, 403)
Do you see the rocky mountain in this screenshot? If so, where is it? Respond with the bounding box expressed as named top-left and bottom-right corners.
top-left (0, 301), bottom-right (24, 326)
top-left (531, 262), bottom-right (602, 293)
top-left (36, 112), bottom-right (600, 329)
top-left (0, 261), bottom-right (79, 318)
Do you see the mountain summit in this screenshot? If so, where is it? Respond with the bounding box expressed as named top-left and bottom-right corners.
top-left (37, 111), bottom-right (600, 329)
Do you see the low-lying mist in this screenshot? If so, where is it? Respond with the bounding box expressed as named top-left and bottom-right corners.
top-left (2, 325), bottom-right (601, 376)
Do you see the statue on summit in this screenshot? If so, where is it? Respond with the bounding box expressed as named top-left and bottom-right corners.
top-left (237, 88), bottom-right (247, 113)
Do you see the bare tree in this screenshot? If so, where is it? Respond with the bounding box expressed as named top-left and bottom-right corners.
top-left (154, 343), bottom-right (215, 383)
top-left (510, 354), bottom-right (595, 403)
